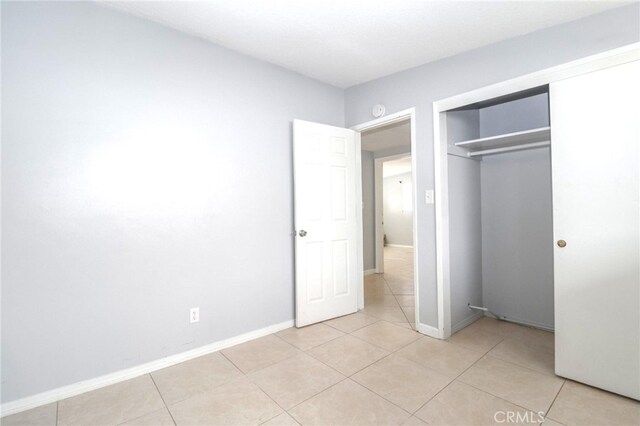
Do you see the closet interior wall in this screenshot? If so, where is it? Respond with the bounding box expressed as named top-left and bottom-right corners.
top-left (447, 92), bottom-right (554, 333)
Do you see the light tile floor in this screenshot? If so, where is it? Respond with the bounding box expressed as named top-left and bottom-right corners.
top-left (362, 247), bottom-right (416, 330)
top-left (4, 248), bottom-right (640, 425)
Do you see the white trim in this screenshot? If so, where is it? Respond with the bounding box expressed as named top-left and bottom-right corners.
top-left (435, 43), bottom-right (639, 112)
top-left (385, 244), bottom-right (414, 248)
top-left (433, 107), bottom-right (451, 339)
top-left (432, 43), bottom-right (640, 340)
top-left (355, 132), bottom-right (365, 311)
top-left (417, 322), bottom-right (442, 339)
top-left (351, 108), bottom-right (419, 333)
top-left (364, 269), bottom-right (377, 276)
top-left (351, 108), bottom-right (415, 133)
top-left (0, 320), bottom-right (294, 418)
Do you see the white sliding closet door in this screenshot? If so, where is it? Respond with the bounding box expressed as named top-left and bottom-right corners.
top-left (550, 60), bottom-right (639, 400)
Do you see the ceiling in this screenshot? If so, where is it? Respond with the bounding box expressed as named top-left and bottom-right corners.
top-left (362, 120), bottom-right (411, 153)
top-left (383, 156), bottom-right (412, 178)
top-left (101, 1), bottom-right (628, 88)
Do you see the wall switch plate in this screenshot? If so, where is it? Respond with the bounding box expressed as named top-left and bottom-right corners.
top-left (190, 307), bottom-right (200, 323)
top-left (425, 190), bottom-right (434, 204)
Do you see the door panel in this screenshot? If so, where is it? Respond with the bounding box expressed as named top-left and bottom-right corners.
top-left (550, 60), bottom-right (639, 399)
top-left (294, 120), bottom-right (361, 327)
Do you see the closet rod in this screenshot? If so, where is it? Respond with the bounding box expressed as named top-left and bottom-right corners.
top-left (467, 141), bottom-right (550, 157)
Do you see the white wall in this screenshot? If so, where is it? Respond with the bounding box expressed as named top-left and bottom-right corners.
top-left (1, 1), bottom-right (343, 403)
top-left (345, 4), bottom-right (640, 327)
top-left (382, 172), bottom-right (413, 246)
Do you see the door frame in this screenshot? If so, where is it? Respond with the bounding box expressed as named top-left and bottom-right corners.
top-left (432, 43), bottom-right (640, 339)
top-left (351, 108), bottom-right (418, 324)
top-left (374, 153), bottom-right (412, 274)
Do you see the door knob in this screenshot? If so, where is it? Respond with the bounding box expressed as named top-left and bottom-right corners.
top-left (557, 240), bottom-right (567, 248)
top-left (299, 230), bottom-right (307, 237)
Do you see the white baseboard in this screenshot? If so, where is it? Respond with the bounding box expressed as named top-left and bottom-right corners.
top-left (0, 319), bottom-right (294, 418)
top-left (417, 322), bottom-right (443, 339)
top-left (385, 244), bottom-right (414, 248)
top-left (363, 269), bottom-right (376, 276)
top-left (451, 311), bottom-right (483, 334)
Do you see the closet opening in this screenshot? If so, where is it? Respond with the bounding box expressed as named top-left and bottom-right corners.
top-left (445, 86), bottom-right (554, 336)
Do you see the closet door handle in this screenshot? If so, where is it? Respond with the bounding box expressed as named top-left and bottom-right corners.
top-left (557, 240), bottom-right (567, 248)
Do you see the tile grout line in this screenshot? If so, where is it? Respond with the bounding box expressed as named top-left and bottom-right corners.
top-left (442, 319), bottom-right (560, 416)
top-left (211, 345), bottom-right (298, 424)
top-left (280, 318), bottom-right (416, 415)
top-left (239, 332), bottom-right (356, 418)
top-left (447, 325), bottom-right (505, 355)
top-left (286, 325), bottom-right (347, 351)
top-left (222, 334), bottom-right (303, 376)
top-left (452, 354), bottom-right (565, 417)
top-left (458, 379), bottom-right (555, 418)
top-left (482, 352), bottom-right (560, 380)
top-left (323, 316), bottom-right (380, 334)
top-left (410, 338), bottom-right (493, 418)
top-left (283, 329), bottom-right (375, 378)
top-left (283, 376), bottom-right (351, 417)
top-left (331, 318), bottom-right (429, 416)
top-left (388, 285), bottom-right (412, 325)
top-left (247, 334), bottom-right (350, 414)
top-left (188, 343), bottom-right (303, 424)
top-left (544, 379), bottom-right (567, 421)
top-left (218, 346), bottom-right (246, 374)
top-left (250, 375), bottom-right (293, 422)
top-left (55, 401), bottom-right (59, 426)
top-left (347, 346), bottom-right (452, 418)
top-left (322, 319), bottom-right (356, 333)
top-left (348, 321), bottom-right (421, 353)
top-left (345, 350), bottom-right (395, 378)
top-left (380, 267), bottom-right (415, 328)
top-left (286, 375), bottom-right (414, 423)
top-left (148, 373), bottom-right (177, 426)
top-left (303, 339), bottom-right (377, 379)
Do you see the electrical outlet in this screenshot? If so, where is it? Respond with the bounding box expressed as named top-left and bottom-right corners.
top-left (190, 307), bottom-right (200, 323)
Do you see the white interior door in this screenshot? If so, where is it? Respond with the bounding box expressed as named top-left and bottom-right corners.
top-left (550, 60), bottom-right (639, 399)
top-left (293, 119), bottom-right (362, 327)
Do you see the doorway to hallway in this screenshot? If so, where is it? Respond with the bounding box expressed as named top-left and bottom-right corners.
top-left (359, 118), bottom-right (415, 329)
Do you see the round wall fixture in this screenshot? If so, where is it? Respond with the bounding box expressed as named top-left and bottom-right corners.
top-left (372, 104), bottom-right (386, 118)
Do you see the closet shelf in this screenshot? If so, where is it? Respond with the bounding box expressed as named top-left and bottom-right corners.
top-left (454, 126), bottom-right (551, 152)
